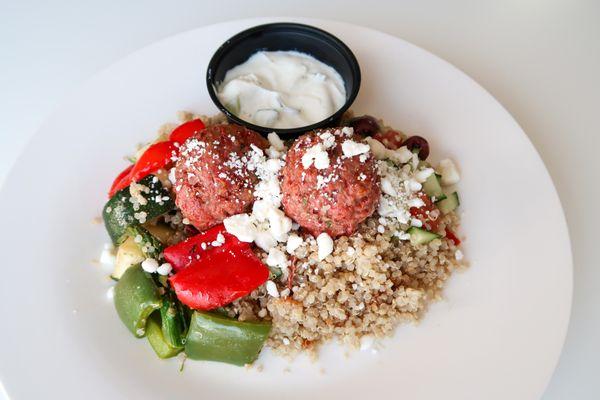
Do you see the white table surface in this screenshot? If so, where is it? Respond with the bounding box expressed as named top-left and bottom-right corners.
top-left (1, 1), bottom-right (598, 399)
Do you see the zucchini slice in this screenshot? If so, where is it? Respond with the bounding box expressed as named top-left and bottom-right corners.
top-left (436, 192), bottom-right (460, 214)
top-left (113, 236), bottom-right (145, 280)
top-left (103, 174), bottom-right (174, 245)
top-left (407, 227), bottom-right (441, 245)
top-left (422, 173), bottom-right (445, 200)
top-left (111, 226), bottom-right (165, 280)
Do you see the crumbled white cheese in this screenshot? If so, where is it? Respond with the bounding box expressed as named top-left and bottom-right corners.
top-left (455, 249), bottom-right (464, 260)
top-left (407, 197), bottom-right (425, 208)
top-left (319, 131), bottom-right (336, 149)
top-left (316, 232), bottom-right (334, 261)
top-left (365, 137), bottom-right (388, 159)
top-left (267, 207), bottom-right (292, 242)
top-left (265, 280), bottom-right (279, 297)
top-left (267, 132), bottom-right (285, 151)
top-left (380, 177), bottom-right (398, 197)
top-left (302, 143), bottom-right (329, 170)
top-left (410, 218), bottom-right (423, 227)
top-left (266, 247), bottom-right (287, 269)
top-left (282, 337), bottom-right (291, 345)
top-left (406, 179), bottom-right (422, 193)
top-left (388, 146), bottom-right (413, 164)
top-left (342, 140), bottom-right (370, 158)
top-left (395, 231), bottom-right (411, 240)
top-left (438, 158), bottom-right (460, 185)
top-left (224, 140), bottom-right (292, 258)
top-left (286, 234), bottom-right (303, 254)
top-left (156, 263), bottom-right (173, 276)
top-left (223, 214), bottom-right (257, 242)
top-left (377, 225), bottom-right (385, 234)
top-left (216, 233), bottom-right (225, 244)
top-left (141, 258), bottom-right (159, 273)
top-left (346, 246), bottom-right (356, 256)
top-left (414, 167), bottom-right (435, 183)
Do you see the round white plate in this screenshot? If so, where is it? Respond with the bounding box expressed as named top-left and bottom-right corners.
top-left (0, 18), bottom-right (571, 400)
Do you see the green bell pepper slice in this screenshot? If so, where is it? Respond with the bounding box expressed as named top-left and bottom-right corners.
top-left (160, 293), bottom-right (188, 348)
top-left (184, 311), bottom-right (271, 366)
top-left (114, 265), bottom-right (162, 337)
top-left (147, 312), bottom-right (183, 359)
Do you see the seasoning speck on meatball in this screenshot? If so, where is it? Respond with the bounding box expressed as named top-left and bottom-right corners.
top-left (174, 124), bottom-right (268, 231)
top-left (281, 128), bottom-right (380, 237)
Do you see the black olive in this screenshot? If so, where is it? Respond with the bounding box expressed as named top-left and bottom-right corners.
top-left (403, 136), bottom-right (430, 160)
top-left (348, 115), bottom-right (380, 137)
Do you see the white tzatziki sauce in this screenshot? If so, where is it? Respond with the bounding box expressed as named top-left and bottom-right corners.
top-left (216, 51), bottom-right (346, 129)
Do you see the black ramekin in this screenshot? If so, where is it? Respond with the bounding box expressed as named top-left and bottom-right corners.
top-left (206, 22), bottom-right (361, 139)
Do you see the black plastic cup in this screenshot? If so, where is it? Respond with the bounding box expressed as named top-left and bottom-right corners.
top-left (206, 22), bottom-right (361, 139)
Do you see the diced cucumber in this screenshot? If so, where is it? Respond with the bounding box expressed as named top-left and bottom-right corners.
top-left (103, 174), bottom-right (174, 245)
top-left (422, 173), bottom-right (445, 200)
top-left (436, 192), bottom-right (460, 214)
top-left (407, 227), bottom-right (441, 245)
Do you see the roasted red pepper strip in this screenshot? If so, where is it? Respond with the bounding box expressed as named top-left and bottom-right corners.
top-left (129, 141), bottom-right (177, 183)
top-left (164, 225), bottom-right (243, 272)
top-left (409, 193), bottom-right (441, 232)
top-left (167, 225), bottom-right (269, 310)
top-left (108, 119), bottom-right (204, 198)
top-left (169, 119), bottom-right (205, 144)
top-left (445, 228), bottom-right (461, 246)
top-left (108, 164), bottom-right (134, 197)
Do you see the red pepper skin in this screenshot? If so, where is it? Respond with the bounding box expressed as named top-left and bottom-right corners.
top-left (169, 119), bottom-right (205, 144)
top-left (166, 225), bottom-right (269, 310)
top-left (129, 141), bottom-right (177, 183)
top-left (107, 120), bottom-right (204, 198)
top-left (164, 225), bottom-right (243, 272)
top-left (108, 164), bottom-right (134, 197)
top-left (445, 228), bottom-right (461, 246)
top-left (169, 246), bottom-right (269, 310)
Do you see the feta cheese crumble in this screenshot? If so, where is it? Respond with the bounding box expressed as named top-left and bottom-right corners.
top-left (156, 263), bottom-right (173, 276)
top-left (302, 143), bottom-right (330, 170)
top-left (141, 258), bottom-right (159, 273)
top-left (265, 280), bottom-right (279, 297)
top-left (223, 134), bottom-right (294, 275)
top-left (316, 232), bottom-right (334, 261)
top-left (341, 140), bottom-right (370, 158)
top-left (455, 249), bottom-right (464, 261)
top-left (286, 234), bottom-right (304, 254)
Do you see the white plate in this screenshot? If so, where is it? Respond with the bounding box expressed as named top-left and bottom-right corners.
top-left (0, 18), bottom-right (572, 400)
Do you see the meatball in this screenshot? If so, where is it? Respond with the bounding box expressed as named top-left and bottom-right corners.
top-left (281, 128), bottom-right (380, 237)
top-left (174, 124), bottom-right (268, 231)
